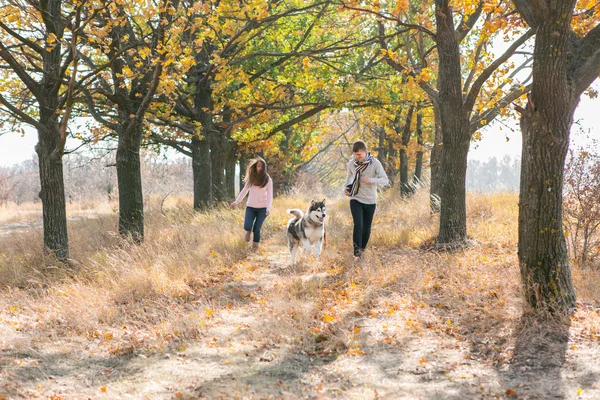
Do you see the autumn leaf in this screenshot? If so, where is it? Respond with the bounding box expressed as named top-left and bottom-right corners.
top-left (323, 314), bottom-right (335, 323)
top-left (347, 348), bottom-right (363, 355)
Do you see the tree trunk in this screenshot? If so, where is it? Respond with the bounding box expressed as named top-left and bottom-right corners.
top-left (517, 9), bottom-right (577, 310)
top-left (435, 2), bottom-right (471, 243)
top-left (414, 112), bottom-right (424, 187)
top-left (438, 136), bottom-right (470, 243)
top-left (36, 121), bottom-right (69, 261)
top-left (386, 132), bottom-right (397, 187)
top-left (116, 124), bottom-right (144, 242)
top-left (519, 112), bottom-right (576, 309)
top-left (399, 149), bottom-right (409, 196)
top-left (225, 148), bottom-right (236, 200)
top-left (377, 125), bottom-right (386, 163)
top-left (211, 133), bottom-right (227, 202)
top-left (192, 135), bottom-right (212, 209)
top-left (33, 2), bottom-right (69, 262)
top-left (429, 100), bottom-right (443, 214)
top-left (191, 44), bottom-right (215, 209)
top-left (239, 156), bottom-right (248, 193)
top-left (400, 106), bottom-right (415, 197)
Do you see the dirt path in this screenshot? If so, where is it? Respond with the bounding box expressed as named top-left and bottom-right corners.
top-left (1, 238), bottom-right (599, 399)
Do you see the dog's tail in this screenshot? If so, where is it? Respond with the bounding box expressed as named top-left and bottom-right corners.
top-left (287, 208), bottom-right (303, 221)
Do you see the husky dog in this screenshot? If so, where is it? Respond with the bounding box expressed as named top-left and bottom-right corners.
top-left (287, 199), bottom-right (327, 265)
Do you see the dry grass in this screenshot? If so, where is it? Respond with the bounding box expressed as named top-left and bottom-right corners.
top-left (1, 190), bottom-right (599, 398)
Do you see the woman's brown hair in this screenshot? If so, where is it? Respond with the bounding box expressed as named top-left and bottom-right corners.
top-left (244, 157), bottom-right (270, 188)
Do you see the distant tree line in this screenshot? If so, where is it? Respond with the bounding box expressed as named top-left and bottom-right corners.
top-left (466, 155), bottom-right (521, 193)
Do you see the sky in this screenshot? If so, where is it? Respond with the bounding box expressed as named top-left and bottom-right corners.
top-left (469, 80), bottom-right (600, 160)
top-left (2, 80), bottom-right (598, 168)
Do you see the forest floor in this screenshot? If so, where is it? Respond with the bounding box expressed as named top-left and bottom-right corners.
top-left (1, 192), bottom-right (599, 399)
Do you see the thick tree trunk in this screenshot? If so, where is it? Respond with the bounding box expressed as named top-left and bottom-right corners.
top-left (116, 124), bottom-right (144, 242)
top-left (191, 45), bottom-right (215, 209)
top-left (519, 112), bottom-right (576, 309)
top-left (435, 3), bottom-right (471, 243)
top-left (32, 2), bottom-right (69, 262)
top-left (438, 136), bottom-right (470, 243)
top-left (36, 120), bottom-right (69, 261)
top-left (429, 100), bottom-right (443, 214)
top-left (192, 135), bottom-right (212, 209)
top-left (517, 4), bottom-right (577, 310)
top-left (414, 112), bottom-right (424, 187)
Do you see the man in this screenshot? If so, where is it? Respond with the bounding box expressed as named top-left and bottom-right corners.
top-left (344, 140), bottom-right (389, 259)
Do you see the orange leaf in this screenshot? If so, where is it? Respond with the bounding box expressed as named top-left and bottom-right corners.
top-left (323, 314), bottom-right (335, 323)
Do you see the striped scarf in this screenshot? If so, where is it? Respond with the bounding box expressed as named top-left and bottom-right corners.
top-left (347, 153), bottom-right (373, 196)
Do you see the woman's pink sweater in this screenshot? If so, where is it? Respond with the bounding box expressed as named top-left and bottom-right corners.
top-left (233, 178), bottom-right (273, 210)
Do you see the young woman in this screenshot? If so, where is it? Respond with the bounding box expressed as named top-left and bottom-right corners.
top-left (230, 158), bottom-right (273, 251)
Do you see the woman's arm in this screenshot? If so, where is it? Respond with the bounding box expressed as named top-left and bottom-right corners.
top-left (231, 181), bottom-right (251, 207)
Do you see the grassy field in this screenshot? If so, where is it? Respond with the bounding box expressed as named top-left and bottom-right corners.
top-left (0, 190), bottom-right (599, 399)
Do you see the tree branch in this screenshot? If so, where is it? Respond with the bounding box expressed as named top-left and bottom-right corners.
top-left (456, 1), bottom-right (484, 43)
top-left (0, 21), bottom-right (45, 54)
top-left (469, 83), bottom-right (532, 133)
top-left (253, 103), bottom-right (329, 142)
top-left (0, 42), bottom-right (43, 103)
top-left (464, 29), bottom-right (534, 113)
top-left (0, 92), bottom-right (47, 132)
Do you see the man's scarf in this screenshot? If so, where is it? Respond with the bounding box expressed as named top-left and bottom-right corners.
top-left (347, 153), bottom-right (373, 196)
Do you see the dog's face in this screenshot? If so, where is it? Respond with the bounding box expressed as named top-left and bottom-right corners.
top-left (308, 199), bottom-right (326, 223)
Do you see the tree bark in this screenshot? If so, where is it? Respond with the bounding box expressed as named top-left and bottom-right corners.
top-left (191, 45), bottom-right (215, 209)
top-left (377, 125), bottom-right (386, 164)
top-left (414, 112), bottom-right (424, 187)
top-left (36, 119), bottom-right (69, 261)
top-left (238, 156), bottom-right (248, 193)
top-left (386, 130), bottom-right (397, 187)
top-left (400, 106), bottom-right (415, 197)
top-left (517, 1), bottom-right (578, 310)
top-left (192, 135), bottom-right (212, 209)
top-left (435, 2), bottom-right (472, 243)
top-left (116, 124), bottom-right (144, 242)
top-left (211, 133), bottom-right (227, 202)
top-left (225, 148), bottom-right (237, 200)
top-left (32, 0), bottom-right (70, 261)
top-left (429, 99), bottom-right (443, 214)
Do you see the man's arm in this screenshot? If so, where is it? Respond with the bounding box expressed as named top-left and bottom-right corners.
top-left (343, 162), bottom-right (353, 193)
top-left (373, 160), bottom-right (389, 187)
